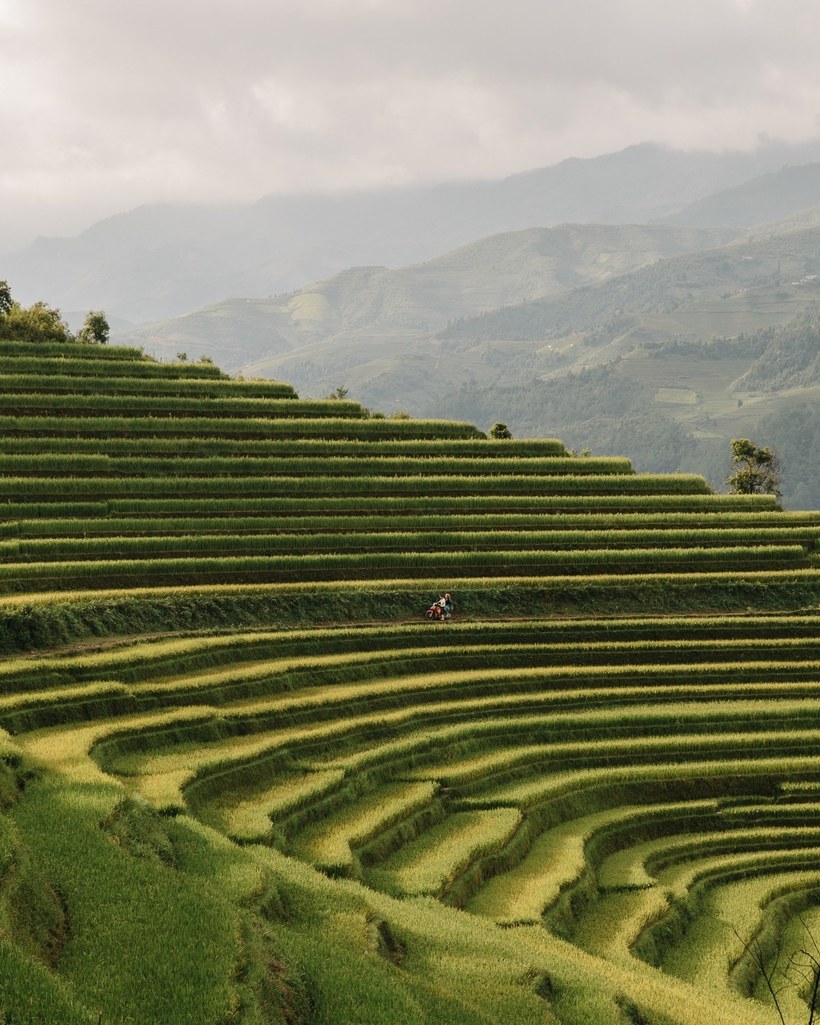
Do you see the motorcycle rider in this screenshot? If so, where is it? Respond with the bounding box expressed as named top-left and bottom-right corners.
top-left (435, 593), bottom-right (454, 617)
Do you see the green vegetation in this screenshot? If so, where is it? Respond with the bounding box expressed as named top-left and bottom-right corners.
top-left (727, 438), bottom-right (783, 498)
top-left (0, 280), bottom-right (109, 347)
top-left (1, 335), bottom-right (820, 1024)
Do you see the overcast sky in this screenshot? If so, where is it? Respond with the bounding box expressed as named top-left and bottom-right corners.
top-left (2, 0), bottom-right (820, 250)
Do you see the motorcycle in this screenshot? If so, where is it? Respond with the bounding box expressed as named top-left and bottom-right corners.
top-left (425, 603), bottom-right (452, 621)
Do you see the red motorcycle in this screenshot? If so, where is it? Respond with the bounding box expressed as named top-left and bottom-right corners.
top-left (425, 601), bottom-right (452, 621)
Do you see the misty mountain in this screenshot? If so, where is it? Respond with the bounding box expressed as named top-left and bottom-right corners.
top-left (7, 138), bottom-right (820, 323)
top-left (439, 223), bottom-right (820, 344)
top-left (121, 222), bottom-right (734, 366)
top-left (667, 161), bottom-right (820, 229)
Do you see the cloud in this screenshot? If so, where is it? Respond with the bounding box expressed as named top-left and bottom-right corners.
top-left (2, 0), bottom-right (820, 248)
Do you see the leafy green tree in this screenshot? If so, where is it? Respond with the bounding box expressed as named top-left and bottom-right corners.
top-left (489, 422), bottom-right (512, 439)
top-left (726, 438), bottom-right (782, 498)
top-left (0, 300), bottom-right (72, 343)
top-left (0, 286), bottom-right (112, 349)
top-left (76, 310), bottom-right (109, 345)
top-left (325, 386), bottom-right (349, 400)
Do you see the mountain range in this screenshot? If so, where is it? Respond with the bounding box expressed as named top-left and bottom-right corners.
top-left (121, 222), bottom-right (736, 368)
top-left (7, 137), bottom-right (820, 323)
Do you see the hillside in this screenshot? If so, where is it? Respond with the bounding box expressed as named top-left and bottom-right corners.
top-left (440, 308), bottom-right (820, 507)
top-left (7, 138), bottom-right (820, 322)
top-left (667, 161), bottom-right (820, 229)
top-left (2, 338), bottom-right (820, 1025)
top-left (136, 220), bottom-right (820, 508)
top-left (439, 223), bottom-right (820, 344)
top-left (122, 223), bottom-right (734, 368)
top-left (112, 220), bottom-right (820, 509)
top-left (431, 224), bottom-right (820, 501)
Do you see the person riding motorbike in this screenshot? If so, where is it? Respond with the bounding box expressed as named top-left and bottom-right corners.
top-left (426, 593), bottom-right (454, 620)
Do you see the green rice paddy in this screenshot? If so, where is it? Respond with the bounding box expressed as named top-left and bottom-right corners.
top-left (0, 339), bottom-right (818, 1024)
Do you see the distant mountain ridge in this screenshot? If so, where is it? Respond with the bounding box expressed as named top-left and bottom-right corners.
top-left (667, 161), bottom-right (820, 228)
top-left (120, 222), bottom-right (735, 367)
top-left (439, 223), bottom-right (820, 344)
top-left (7, 137), bottom-right (820, 322)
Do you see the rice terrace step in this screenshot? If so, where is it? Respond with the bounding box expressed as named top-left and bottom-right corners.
top-left (0, 338), bottom-right (818, 1025)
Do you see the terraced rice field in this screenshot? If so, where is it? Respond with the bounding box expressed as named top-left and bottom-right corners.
top-left (1, 340), bottom-right (819, 1025)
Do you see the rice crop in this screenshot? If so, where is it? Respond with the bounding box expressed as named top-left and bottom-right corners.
top-left (1, 338), bottom-right (819, 1025)
top-left (0, 543), bottom-right (807, 592)
top-left (7, 508), bottom-right (818, 541)
top-left (289, 780), bottom-right (439, 872)
top-left (0, 372), bottom-right (297, 398)
top-left (366, 808), bottom-right (522, 897)
top-left (0, 471), bottom-right (712, 498)
top-left (0, 434), bottom-right (568, 458)
top-left (0, 413), bottom-right (484, 439)
top-left (0, 340), bottom-right (146, 360)
top-left (0, 453), bottom-right (633, 478)
top-left (0, 527), bottom-right (813, 562)
top-left (0, 392), bottom-right (364, 418)
top-left (0, 355), bottom-right (226, 379)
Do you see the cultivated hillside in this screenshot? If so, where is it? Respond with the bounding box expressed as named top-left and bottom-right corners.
top-left (440, 223), bottom-right (820, 345)
top-left (127, 218), bottom-right (820, 507)
top-left (2, 338), bottom-right (820, 1025)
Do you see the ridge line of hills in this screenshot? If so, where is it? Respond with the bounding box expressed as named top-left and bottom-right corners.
top-left (7, 136), bottom-right (820, 322)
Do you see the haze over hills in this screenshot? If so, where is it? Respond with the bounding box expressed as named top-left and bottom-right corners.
top-left (432, 224), bottom-right (820, 507)
top-left (126, 215), bottom-right (820, 404)
top-left (7, 138), bottom-right (820, 323)
top-left (667, 161), bottom-right (820, 228)
top-left (439, 222), bottom-right (820, 344)
top-left (122, 222), bottom-right (735, 367)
